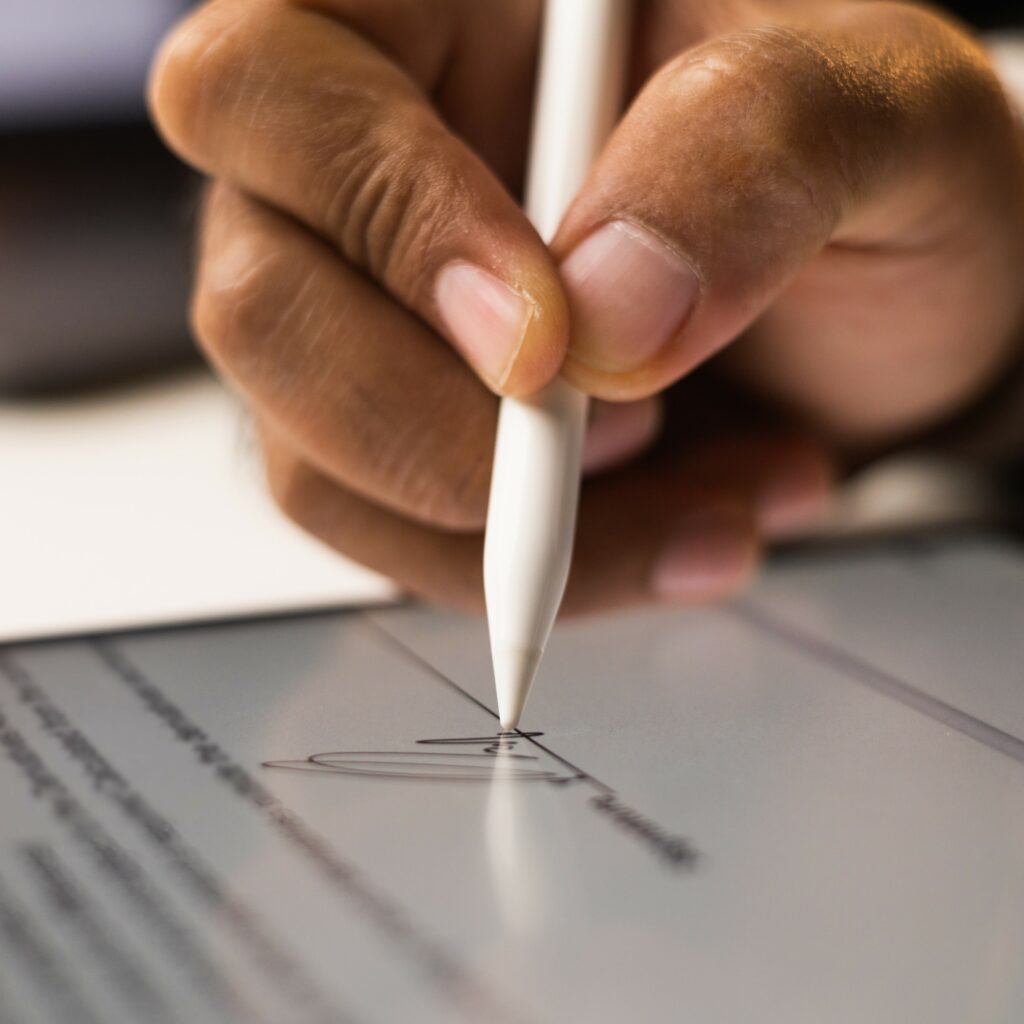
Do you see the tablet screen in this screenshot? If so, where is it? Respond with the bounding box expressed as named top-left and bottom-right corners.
top-left (1, 535), bottom-right (1022, 1022)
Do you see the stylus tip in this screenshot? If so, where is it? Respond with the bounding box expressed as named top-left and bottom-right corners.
top-left (494, 646), bottom-right (543, 731)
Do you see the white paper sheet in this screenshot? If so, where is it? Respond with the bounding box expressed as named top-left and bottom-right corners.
top-left (0, 372), bottom-right (396, 642)
top-left (1, 535), bottom-right (1022, 1023)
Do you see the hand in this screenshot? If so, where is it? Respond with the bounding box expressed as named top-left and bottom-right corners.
top-left (149, 0), bottom-right (1024, 612)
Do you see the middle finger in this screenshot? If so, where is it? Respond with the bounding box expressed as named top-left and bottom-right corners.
top-left (195, 183), bottom-right (498, 530)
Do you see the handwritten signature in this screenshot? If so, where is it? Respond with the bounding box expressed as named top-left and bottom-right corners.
top-left (263, 733), bottom-right (582, 784)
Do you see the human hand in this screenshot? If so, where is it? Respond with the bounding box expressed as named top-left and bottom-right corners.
top-left (149, 0), bottom-right (1024, 612)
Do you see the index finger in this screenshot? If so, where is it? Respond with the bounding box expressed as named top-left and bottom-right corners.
top-left (149, 0), bottom-right (567, 395)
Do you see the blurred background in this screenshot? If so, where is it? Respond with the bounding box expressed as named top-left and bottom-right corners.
top-left (0, 0), bottom-right (195, 394)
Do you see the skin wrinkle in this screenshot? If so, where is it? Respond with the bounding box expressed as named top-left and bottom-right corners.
top-left (279, 10), bottom-right (480, 289)
top-left (290, 296), bottom-right (336, 384)
top-left (319, 104), bottom-right (409, 274)
top-left (299, 87), bottom-right (386, 178)
top-left (376, 142), bottom-right (458, 302)
top-left (232, 43), bottom-right (292, 143)
top-left (316, 90), bottom-right (461, 301)
top-left (369, 130), bottom-right (449, 287)
top-left (225, 19), bottom-right (320, 162)
top-left (350, 156), bottom-right (410, 282)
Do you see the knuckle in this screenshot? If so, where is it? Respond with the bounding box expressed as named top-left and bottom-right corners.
top-left (661, 26), bottom-right (817, 106)
top-left (652, 28), bottom-right (850, 230)
top-left (318, 96), bottom-right (458, 292)
top-left (661, 26), bottom-right (831, 146)
top-left (192, 233), bottom-right (306, 374)
top-left (148, 2), bottom-right (246, 163)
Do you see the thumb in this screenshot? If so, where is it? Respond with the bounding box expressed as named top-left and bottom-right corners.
top-left (552, 7), bottom-right (1013, 400)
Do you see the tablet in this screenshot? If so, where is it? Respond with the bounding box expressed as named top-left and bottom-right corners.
top-left (1, 534), bottom-right (1022, 1023)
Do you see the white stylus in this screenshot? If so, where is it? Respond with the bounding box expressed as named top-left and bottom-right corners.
top-left (485, 0), bottom-right (631, 730)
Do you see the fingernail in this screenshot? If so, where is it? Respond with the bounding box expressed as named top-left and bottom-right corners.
top-left (652, 507), bottom-right (756, 601)
top-left (582, 399), bottom-right (662, 474)
top-left (436, 262), bottom-right (534, 388)
top-left (562, 221), bottom-right (699, 374)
